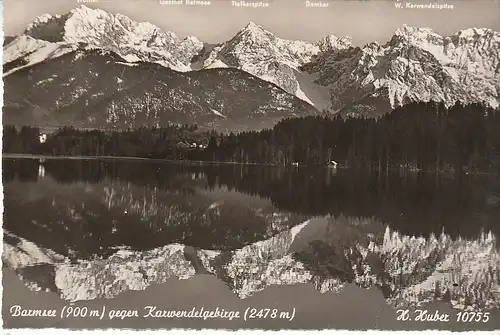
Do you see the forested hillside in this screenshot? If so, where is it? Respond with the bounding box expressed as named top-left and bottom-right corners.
top-left (4, 102), bottom-right (500, 173)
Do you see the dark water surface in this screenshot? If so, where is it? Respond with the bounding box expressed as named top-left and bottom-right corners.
top-left (3, 157), bottom-right (500, 330)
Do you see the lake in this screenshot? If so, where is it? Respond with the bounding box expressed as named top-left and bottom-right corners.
top-left (2, 157), bottom-right (500, 330)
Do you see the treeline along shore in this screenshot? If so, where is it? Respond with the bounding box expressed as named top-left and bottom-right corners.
top-left (3, 102), bottom-right (500, 174)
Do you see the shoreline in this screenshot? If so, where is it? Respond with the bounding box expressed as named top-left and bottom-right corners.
top-left (1, 154), bottom-right (275, 167)
top-left (2, 154), bottom-right (497, 176)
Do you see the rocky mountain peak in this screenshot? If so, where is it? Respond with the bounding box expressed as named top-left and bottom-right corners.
top-left (24, 12), bottom-right (69, 43)
top-left (389, 24), bottom-right (443, 48)
top-left (450, 28), bottom-right (500, 53)
top-left (244, 21), bottom-right (264, 30)
top-left (455, 27), bottom-right (498, 39)
top-left (317, 35), bottom-right (353, 52)
top-left (68, 4), bottom-right (106, 17)
top-left (26, 13), bottom-right (56, 30)
top-left (394, 24), bottom-right (435, 36)
top-left (389, 25), bottom-right (500, 54)
top-left (235, 21), bottom-right (274, 42)
top-left (184, 35), bottom-right (203, 45)
top-left (18, 5), bottom-right (205, 71)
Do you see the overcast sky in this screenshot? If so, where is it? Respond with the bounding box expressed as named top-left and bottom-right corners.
top-left (4, 0), bottom-right (500, 46)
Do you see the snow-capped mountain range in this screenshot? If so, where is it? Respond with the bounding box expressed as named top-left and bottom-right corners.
top-left (3, 5), bottom-right (500, 128)
top-left (304, 25), bottom-right (500, 116)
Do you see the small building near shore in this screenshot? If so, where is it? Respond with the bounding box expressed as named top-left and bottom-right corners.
top-left (328, 160), bottom-right (338, 168)
top-left (176, 141), bottom-right (191, 149)
top-left (39, 133), bottom-right (47, 144)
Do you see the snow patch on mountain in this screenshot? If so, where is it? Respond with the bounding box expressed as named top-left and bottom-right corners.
top-left (205, 59), bottom-right (228, 69)
top-left (4, 35), bottom-right (52, 64)
top-left (3, 35), bottom-right (75, 76)
top-left (290, 219), bottom-right (311, 241)
top-left (295, 85), bottom-right (314, 105)
top-left (211, 109), bottom-right (226, 118)
top-left (115, 61), bottom-right (138, 67)
top-left (294, 71), bottom-right (332, 111)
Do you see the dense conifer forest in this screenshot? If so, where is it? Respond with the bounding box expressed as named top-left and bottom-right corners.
top-left (3, 102), bottom-right (500, 173)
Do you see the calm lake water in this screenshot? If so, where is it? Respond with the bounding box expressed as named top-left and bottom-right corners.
top-left (2, 157), bottom-right (500, 328)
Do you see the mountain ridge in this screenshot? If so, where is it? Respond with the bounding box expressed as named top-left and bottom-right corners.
top-left (3, 5), bottom-right (499, 127)
top-left (3, 48), bottom-right (318, 131)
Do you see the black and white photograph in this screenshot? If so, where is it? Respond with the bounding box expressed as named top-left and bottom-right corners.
top-left (2, 0), bottom-right (500, 331)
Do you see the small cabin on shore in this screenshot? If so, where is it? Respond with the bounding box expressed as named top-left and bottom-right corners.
top-left (291, 162), bottom-right (299, 167)
top-left (39, 133), bottom-right (47, 144)
top-left (328, 160), bottom-right (338, 168)
top-left (176, 141), bottom-right (207, 150)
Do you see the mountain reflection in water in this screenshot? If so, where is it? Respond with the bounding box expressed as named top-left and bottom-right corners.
top-left (3, 158), bottom-right (500, 310)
